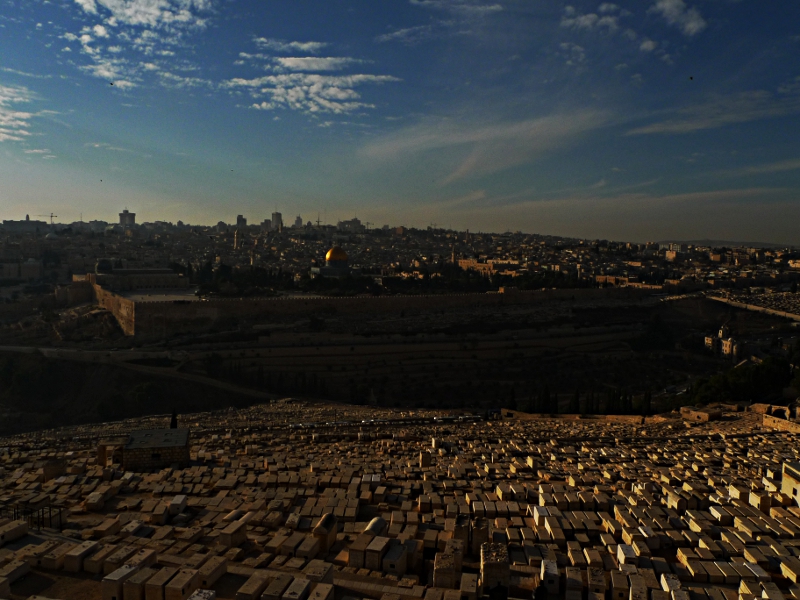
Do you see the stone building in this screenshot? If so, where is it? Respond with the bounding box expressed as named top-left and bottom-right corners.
top-left (782, 461), bottom-right (800, 503)
top-left (679, 406), bottom-right (723, 422)
top-left (121, 429), bottom-right (190, 472)
top-left (312, 513), bottom-right (338, 554)
top-left (480, 543), bottom-right (509, 593)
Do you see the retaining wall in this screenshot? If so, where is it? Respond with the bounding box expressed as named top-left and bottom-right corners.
top-left (710, 297), bottom-right (800, 322)
top-left (96, 286), bottom-right (648, 338)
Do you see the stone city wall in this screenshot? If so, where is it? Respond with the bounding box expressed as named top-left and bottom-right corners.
top-left (97, 286), bottom-right (647, 338)
top-left (93, 285), bottom-right (136, 335)
top-left (710, 297), bottom-right (800, 322)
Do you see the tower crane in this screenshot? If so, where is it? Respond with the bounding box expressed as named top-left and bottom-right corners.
top-left (35, 213), bottom-right (58, 227)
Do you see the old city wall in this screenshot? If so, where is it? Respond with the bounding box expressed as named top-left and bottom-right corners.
top-left (710, 297), bottom-right (800, 322)
top-left (106, 287), bottom-right (645, 338)
top-left (93, 285), bottom-right (136, 335)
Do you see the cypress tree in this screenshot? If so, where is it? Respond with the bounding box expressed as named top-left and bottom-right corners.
top-left (570, 388), bottom-right (580, 414)
top-left (642, 390), bottom-right (652, 416)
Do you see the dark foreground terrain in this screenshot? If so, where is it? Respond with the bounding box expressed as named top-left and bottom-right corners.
top-left (0, 352), bottom-right (264, 435)
top-left (1, 295), bottom-right (795, 437)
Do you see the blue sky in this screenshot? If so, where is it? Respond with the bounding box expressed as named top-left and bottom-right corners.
top-left (1, 0), bottom-right (799, 243)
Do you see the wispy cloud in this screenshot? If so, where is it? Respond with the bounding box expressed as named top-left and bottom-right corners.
top-left (409, 0), bottom-right (502, 14)
top-left (273, 57), bottom-right (368, 73)
top-left (73, 0), bottom-right (212, 30)
top-left (64, 0), bottom-right (213, 88)
top-left (85, 141), bottom-right (152, 158)
top-left (228, 38), bottom-right (399, 116)
top-left (560, 6), bottom-right (620, 32)
top-left (157, 71), bottom-right (213, 88)
top-left (378, 0), bottom-right (501, 44)
top-left (627, 90), bottom-right (800, 135)
top-left (0, 84), bottom-right (35, 142)
top-left (74, 30), bottom-right (139, 87)
top-left (75, 0), bottom-right (98, 14)
top-left (559, 42), bottom-right (586, 66)
top-left (0, 67), bottom-right (51, 79)
top-left (375, 24), bottom-right (436, 44)
top-left (639, 38), bottom-right (657, 52)
top-left (86, 141), bottom-right (133, 152)
top-left (649, 0), bottom-right (706, 37)
top-left (225, 73), bottom-right (400, 114)
top-left (363, 110), bottom-right (610, 184)
top-left (726, 158), bottom-right (800, 177)
top-left (254, 38), bottom-right (328, 54)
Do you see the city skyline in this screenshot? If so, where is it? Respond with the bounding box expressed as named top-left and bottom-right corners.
top-left (5, 209), bottom-right (798, 247)
top-left (1, 1), bottom-right (800, 243)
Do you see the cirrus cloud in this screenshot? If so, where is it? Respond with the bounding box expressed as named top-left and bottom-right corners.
top-left (363, 110), bottom-right (611, 184)
top-left (409, 0), bottom-right (502, 14)
top-left (627, 90), bottom-right (800, 135)
top-left (0, 84), bottom-right (35, 143)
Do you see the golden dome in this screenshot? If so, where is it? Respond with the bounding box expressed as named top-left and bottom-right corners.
top-left (326, 247), bottom-right (348, 262)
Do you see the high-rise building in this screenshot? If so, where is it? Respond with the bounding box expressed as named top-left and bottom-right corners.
top-left (294, 215), bottom-right (303, 228)
top-left (271, 212), bottom-right (283, 231)
top-left (337, 217), bottom-right (365, 233)
top-left (119, 209), bottom-right (136, 227)
top-left (236, 215), bottom-right (247, 228)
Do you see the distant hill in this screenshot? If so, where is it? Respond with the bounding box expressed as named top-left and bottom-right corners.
top-left (657, 239), bottom-right (795, 249)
